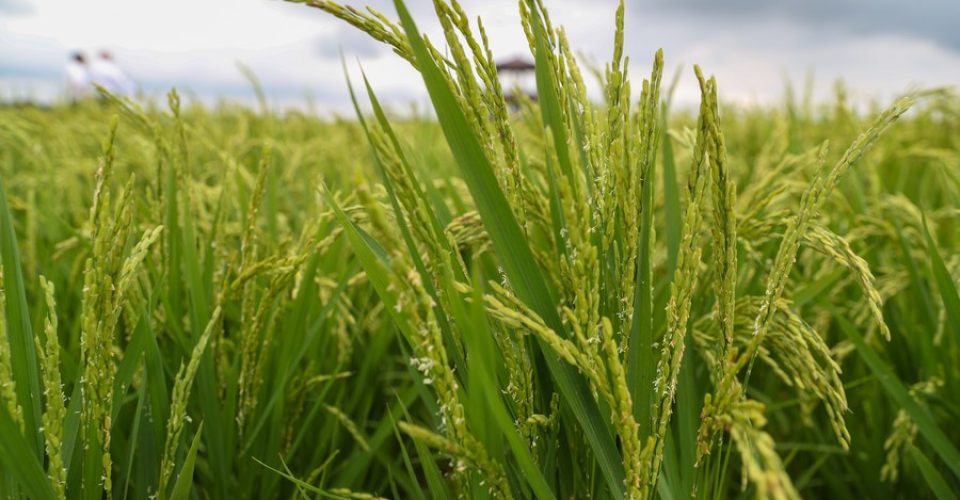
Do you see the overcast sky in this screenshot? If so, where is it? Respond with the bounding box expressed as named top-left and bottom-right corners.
top-left (1, 0), bottom-right (958, 112)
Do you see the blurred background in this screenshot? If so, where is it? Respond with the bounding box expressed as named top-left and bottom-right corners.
top-left (1, 0), bottom-right (958, 113)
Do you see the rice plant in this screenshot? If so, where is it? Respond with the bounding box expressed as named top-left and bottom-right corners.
top-left (0, 0), bottom-right (958, 498)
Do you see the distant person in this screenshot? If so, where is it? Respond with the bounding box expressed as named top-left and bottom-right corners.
top-left (90, 51), bottom-right (135, 98)
top-left (65, 52), bottom-right (90, 101)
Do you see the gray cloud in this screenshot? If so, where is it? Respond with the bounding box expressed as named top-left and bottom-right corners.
top-left (0, 0), bottom-right (32, 14)
top-left (645, 0), bottom-right (960, 52)
top-left (315, 25), bottom-right (384, 59)
top-left (2, 0), bottom-right (957, 109)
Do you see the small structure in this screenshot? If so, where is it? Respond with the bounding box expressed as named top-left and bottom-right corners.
top-left (495, 57), bottom-right (535, 73)
top-left (495, 57), bottom-right (536, 108)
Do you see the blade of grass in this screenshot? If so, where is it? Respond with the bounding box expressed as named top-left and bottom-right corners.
top-left (350, 64), bottom-right (468, 382)
top-left (240, 263), bottom-right (350, 452)
top-left (922, 216), bottom-right (960, 347)
top-left (0, 402), bottom-right (56, 500)
top-left (392, 2), bottom-right (624, 494)
top-left (660, 123), bottom-right (682, 275)
top-left (0, 178), bottom-right (43, 456)
top-left (444, 266), bottom-right (555, 499)
top-left (119, 368), bottom-right (147, 500)
top-left (836, 315), bottom-right (960, 479)
top-left (169, 422), bottom-right (204, 500)
top-left (907, 445), bottom-right (957, 500)
top-left (908, 444), bottom-right (958, 500)
top-left (112, 311), bottom-right (150, 421)
top-left (387, 407), bottom-right (428, 500)
top-left (529, 9), bottom-right (575, 190)
top-left (628, 127), bottom-right (656, 432)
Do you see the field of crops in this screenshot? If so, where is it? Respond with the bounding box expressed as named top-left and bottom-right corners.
top-left (1, 1), bottom-right (959, 499)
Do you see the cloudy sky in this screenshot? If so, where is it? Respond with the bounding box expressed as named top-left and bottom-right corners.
top-left (1, 0), bottom-right (958, 112)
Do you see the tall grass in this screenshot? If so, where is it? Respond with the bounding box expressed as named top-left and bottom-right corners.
top-left (0, 0), bottom-right (958, 498)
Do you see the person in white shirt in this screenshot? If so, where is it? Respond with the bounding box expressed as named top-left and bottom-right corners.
top-left (89, 51), bottom-right (136, 98)
top-left (65, 52), bottom-right (90, 101)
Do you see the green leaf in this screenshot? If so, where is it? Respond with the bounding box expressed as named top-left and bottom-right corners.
top-left (908, 445), bottom-right (958, 500)
top-left (0, 177), bottom-right (43, 456)
top-left (388, 408), bottom-right (428, 500)
top-left (61, 379), bottom-right (83, 493)
top-left (118, 369), bottom-right (148, 500)
top-left (628, 128), bottom-right (656, 432)
top-left (350, 64), bottom-right (468, 383)
top-left (141, 301), bottom-right (171, 448)
top-left (322, 187), bottom-right (417, 342)
top-left (922, 217), bottom-right (960, 348)
top-left (112, 311), bottom-right (150, 421)
top-left (0, 401), bottom-right (56, 500)
top-left (660, 125), bottom-right (682, 276)
top-left (169, 422), bottom-right (204, 500)
top-left (530, 11), bottom-right (576, 190)
top-left (837, 316), bottom-right (960, 479)
top-left (392, 1), bottom-right (625, 495)
top-left (444, 267), bottom-right (555, 499)
top-left (240, 263), bottom-right (350, 451)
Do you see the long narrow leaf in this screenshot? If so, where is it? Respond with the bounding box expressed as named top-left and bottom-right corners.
top-left (837, 316), bottom-right (960, 479)
top-left (392, 1), bottom-right (625, 495)
top-left (922, 217), bottom-right (960, 347)
top-left (169, 422), bottom-right (204, 500)
top-left (908, 445), bottom-right (958, 500)
top-left (0, 178), bottom-right (43, 455)
top-left (0, 402), bottom-right (56, 500)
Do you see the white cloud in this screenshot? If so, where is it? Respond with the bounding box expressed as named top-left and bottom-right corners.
top-left (1, 0), bottom-right (957, 110)
top-left (621, 12), bottom-right (960, 107)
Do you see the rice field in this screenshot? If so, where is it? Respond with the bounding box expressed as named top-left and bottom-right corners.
top-left (1, 1), bottom-right (959, 499)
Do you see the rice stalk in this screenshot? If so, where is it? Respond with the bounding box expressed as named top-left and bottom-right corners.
top-left (36, 276), bottom-right (66, 499)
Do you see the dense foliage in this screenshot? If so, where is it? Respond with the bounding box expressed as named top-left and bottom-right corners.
top-left (0, 1), bottom-right (958, 498)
